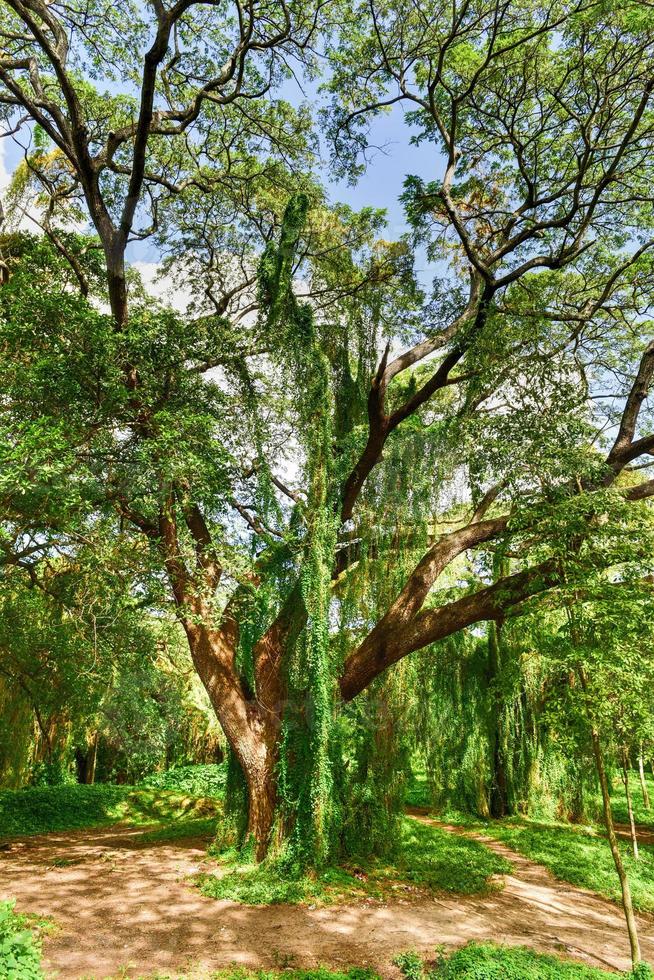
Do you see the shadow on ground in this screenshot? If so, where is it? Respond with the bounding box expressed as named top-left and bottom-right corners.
top-left (2, 818), bottom-right (654, 979)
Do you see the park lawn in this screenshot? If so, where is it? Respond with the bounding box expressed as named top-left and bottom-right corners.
top-left (197, 815), bottom-right (512, 906)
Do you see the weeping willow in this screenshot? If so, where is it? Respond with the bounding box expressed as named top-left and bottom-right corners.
top-left (0, 674), bottom-right (34, 787)
top-left (405, 621), bottom-right (598, 822)
top-left (251, 194), bottom-right (418, 863)
top-left (276, 339), bottom-right (340, 862)
top-left (329, 390), bottom-right (451, 855)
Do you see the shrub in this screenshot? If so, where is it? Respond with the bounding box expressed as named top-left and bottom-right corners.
top-left (629, 966), bottom-right (654, 980)
top-left (140, 763), bottom-right (226, 798)
top-left (0, 901), bottom-right (43, 979)
top-left (394, 951), bottom-right (427, 980)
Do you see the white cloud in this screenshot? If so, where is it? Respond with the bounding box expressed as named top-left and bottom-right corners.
top-left (0, 139), bottom-right (11, 196)
top-left (131, 260), bottom-right (194, 313)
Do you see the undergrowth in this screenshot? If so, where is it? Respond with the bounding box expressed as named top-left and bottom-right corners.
top-left (197, 816), bottom-right (511, 905)
top-left (0, 782), bottom-right (220, 840)
top-left (611, 772), bottom-right (654, 833)
top-left (395, 943), bottom-right (649, 979)
top-left (0, 900), bottom-right (43, 979)
top-left (140, 764), bottom-right (227, 798)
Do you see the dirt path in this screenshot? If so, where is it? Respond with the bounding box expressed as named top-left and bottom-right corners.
top-left (2, 817), bottom-right (654, 979)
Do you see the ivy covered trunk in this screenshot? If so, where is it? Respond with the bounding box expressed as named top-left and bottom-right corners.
top-left (181, 618), bottom-right (284, 859)
top-left (186, 618), bottom-right (337, 861)
top-left (245, 757), bottom-right (278, 856)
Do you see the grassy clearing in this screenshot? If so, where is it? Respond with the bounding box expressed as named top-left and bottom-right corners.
top-left (395, 943), bottom-right (647, 979)
top-left (140, 764), bottom-right (227, 798)
top-left (405, 766), bottom-right (654, 914)
top-left (0, 776), bottom-right (222, 841)
top-left (474, 818), bottom-right (654, 914)
top-left (197, 816), bottom-right (511, 906)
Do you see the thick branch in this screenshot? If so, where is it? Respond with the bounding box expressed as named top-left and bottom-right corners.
top-left (606, 339), bottom-right (654, 474)
top-left (340, 277), bottom-right (489, 523)
top-left (339, 559), bottom-right (558, 701)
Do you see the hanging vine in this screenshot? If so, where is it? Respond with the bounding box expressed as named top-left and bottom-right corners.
top-left (250, 194), bottom-right (341, 863)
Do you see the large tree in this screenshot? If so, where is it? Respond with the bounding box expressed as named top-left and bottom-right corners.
top-left (2, 0), bottom-right (654, 860)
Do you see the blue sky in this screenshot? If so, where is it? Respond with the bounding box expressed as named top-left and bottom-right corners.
top-left (328, 104), bottom-right (443, 284)
top-left (329, 105), bottom-right (439, 231)
top-left (0, 90), bottom-right (443, 284)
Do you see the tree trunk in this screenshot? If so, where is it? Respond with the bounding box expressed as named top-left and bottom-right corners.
top-left (103, 239), bottom-right (129, 330)
top-left (597, 735), bottom-right (641, 967)
top-left (244, 757), bottom-right (278, 859)
top-left (638, 750), bottom-right (650, 809)
top-left (75, 732), bottom-right (99, 784)
top-left (86, 731), bottom-right (98, 785)
top-left (580, 672), bottom-right (641, 967)
top-left (183, 617), bottom-right (282, 860)
top-left (490, 733), bottom-right (509, 818)
top-left (622, 748), bottom-right (639, 860)
top-left (568, 773), bottom-right (585, 824)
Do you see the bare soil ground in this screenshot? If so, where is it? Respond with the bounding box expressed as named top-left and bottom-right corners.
top-left (2, 815), bottom-right (654, 979)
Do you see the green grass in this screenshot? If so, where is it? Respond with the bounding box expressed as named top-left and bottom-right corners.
top-left (197, 816), bottom-right (511, 906)
top-left (384, 818), bottom-right (512, 894)
top-left (405, 765), bottom-right (654, 915)
top-left (430, 808), bottom-right (654, 915)
top-left (405, 772), bottom-right (431, 809)
top-left (0, 782), bottom-right (221, 840)
top-left (405, 942), bottom-right (646, 979)
top-left (103, 946), bottom-right (650, 980)
top-left (474, 817), bottom-right (654, 914)
top-left (611, 771), bottom-right (654, 833)
top-left (135, 816), bottom-right (219, 844)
